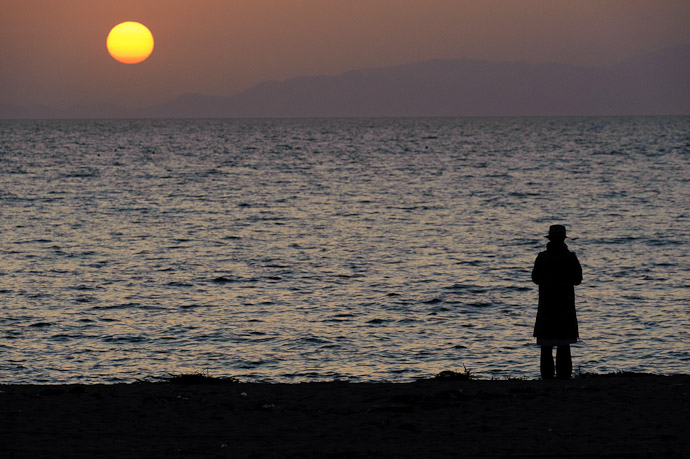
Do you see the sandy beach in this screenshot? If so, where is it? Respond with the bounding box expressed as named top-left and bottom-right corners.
top-left (2, 374), bottom-right (688, 458)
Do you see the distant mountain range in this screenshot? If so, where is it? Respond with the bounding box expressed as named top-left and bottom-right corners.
top-left (2, 44), bottom-right (689, 118)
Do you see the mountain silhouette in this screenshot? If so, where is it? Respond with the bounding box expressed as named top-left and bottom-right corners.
top-left (3, 44), bottom-right (689, 118)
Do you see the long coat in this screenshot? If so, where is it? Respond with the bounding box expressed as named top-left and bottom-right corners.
top-left (532, 242), bottom-right (582, 341)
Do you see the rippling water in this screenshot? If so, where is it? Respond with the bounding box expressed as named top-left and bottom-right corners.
top-left (1, 117), bottom-right (689, 383)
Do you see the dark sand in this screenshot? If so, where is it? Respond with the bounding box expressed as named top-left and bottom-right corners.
top-left (2, 375), bottom-right (689, 458)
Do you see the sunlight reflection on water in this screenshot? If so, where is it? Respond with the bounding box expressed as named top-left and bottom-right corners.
top-left (1, 117), bottom-right (689, 383)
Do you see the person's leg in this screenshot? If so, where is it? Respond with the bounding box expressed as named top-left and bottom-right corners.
top-left (540, 346), bottom-right (554, 379)
top-left (556, 345), bottom-right (572, 379)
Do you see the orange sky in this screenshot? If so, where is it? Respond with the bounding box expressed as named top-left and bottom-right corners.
top-left (2, 0), bottom-right (689, 109)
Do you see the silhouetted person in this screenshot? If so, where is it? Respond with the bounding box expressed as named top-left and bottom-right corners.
top-left (532, 225), bottom-right (582, 379)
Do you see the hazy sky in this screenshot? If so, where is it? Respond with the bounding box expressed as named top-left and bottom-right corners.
top-left (2, 0), bottom-right (689, 109)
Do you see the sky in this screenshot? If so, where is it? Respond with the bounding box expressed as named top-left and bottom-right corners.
top-left (2, 0), bottom-right (690, 110)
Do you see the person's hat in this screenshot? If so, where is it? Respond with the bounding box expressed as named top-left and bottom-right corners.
top-left (546, 224), bottom-right (567, 239)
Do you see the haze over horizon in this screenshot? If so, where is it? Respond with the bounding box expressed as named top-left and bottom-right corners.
top-left (2, 0), bottom-right (690, 114)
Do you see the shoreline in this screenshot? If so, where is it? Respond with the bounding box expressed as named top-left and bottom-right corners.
top-left (3, 374), bottom-right (688, 458)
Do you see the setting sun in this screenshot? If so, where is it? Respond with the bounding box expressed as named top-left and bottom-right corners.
top-left (106, 21), bottom-right (154, 64)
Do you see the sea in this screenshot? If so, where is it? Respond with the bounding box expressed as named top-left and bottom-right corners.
top-left (1, 117), bottom-right (689, 384)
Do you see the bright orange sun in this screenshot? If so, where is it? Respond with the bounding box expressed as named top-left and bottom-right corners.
top-left (106, 21), bottom-right (154, 64)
